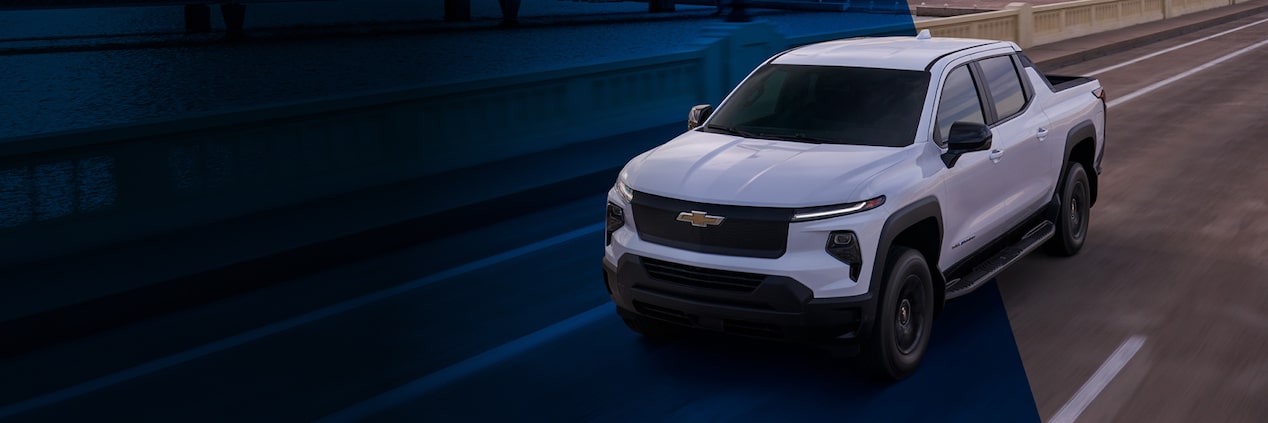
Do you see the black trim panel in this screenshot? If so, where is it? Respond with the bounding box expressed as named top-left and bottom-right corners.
top-left (1063, 120), bottom-right (1100, 205)
top-left (1063, 121), bottom-right (1097, 172)
top-left (869, 197), bottom-right (943, 303)
top-left (605, 256), bottom-right (877, 344)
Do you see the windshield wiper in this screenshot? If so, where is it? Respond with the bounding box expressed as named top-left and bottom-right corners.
top-left (758, 132), bottom-right (839, 144)
top-left (704, 124), bottom-right (760, 138)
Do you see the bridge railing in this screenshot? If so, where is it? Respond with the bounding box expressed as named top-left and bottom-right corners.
top-left (0, 22), bottom-right (834, 268)
top-left (0, 0), bottom-right (316, 10)
top-left (915, 0), bottom-right (1252, 47)
top-left (0, 0), bottom-right (1254, 269)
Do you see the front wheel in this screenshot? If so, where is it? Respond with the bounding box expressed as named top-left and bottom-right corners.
top-left (1047, 162), bottom-right (1091, 256)
top-left (861, 247), bottom-right (934, 381)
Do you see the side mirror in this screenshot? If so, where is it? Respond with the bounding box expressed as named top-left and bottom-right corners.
top-left (941, 121), bottom-right (992, 168)
top-left (688, 104), bottom-right (713, 130)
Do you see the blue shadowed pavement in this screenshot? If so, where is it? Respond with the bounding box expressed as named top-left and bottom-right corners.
top-left (363, 280), bottom-right (1040, 422)
top-left (0, 2), bottom-right (1047, 421)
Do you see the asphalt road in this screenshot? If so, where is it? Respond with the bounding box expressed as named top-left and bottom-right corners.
top-left (5, 11), bottom-right (1268, 422)
top-left (1003, 12), bottom-right (1268, 422)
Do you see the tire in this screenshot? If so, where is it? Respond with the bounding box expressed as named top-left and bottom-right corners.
top-left (621, 315), bottom-right (683, 341)
top-left (861, 247), bottom-right (935, 381)
top-left (1047, 162), bottom-right (1091, 256)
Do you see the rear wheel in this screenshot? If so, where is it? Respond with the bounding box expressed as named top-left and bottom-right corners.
top-left (1047, 162), bottom-right (1091, 256)
top-left (861, 247), bottom-right (934, 381)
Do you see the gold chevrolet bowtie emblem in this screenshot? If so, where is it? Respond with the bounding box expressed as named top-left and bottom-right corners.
top-left (676, 210), bottom-right (725, 227)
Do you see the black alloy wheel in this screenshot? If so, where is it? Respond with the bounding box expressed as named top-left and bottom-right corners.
top-left (1048, 162), bottom-right (1091, 256)
top-left (863, 247), bottom-right (934, 381)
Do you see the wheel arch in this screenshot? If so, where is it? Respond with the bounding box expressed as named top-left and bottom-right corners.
top-left (872, 197), bottom-right (946, 315)
top-left (1063, 121), bottom-right (1099, 206)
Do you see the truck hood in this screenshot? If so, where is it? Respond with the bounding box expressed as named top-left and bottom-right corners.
top-left (622, 131), bottom-right (913, 207)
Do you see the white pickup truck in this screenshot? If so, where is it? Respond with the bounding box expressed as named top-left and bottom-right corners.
top-left (601, 30), bottom-right (1106, 380)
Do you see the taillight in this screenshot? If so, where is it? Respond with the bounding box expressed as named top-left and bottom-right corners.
top-left (1093, 87), bottom-right (1106, 102)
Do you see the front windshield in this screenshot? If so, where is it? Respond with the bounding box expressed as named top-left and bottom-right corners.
top-left (703, 64), bottom-right (930, 147)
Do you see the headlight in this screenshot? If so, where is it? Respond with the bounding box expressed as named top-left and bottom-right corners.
top-left (792, 196), bottom-right (885, 222)
top-left (614, 180), bottom-right (634, 203)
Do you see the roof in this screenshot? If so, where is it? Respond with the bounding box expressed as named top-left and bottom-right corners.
top-left (771, 36), bottom-right (1009, 71)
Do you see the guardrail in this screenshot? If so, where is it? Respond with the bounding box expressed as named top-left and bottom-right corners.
top-left (916, 0), bottom-right (1253, 47)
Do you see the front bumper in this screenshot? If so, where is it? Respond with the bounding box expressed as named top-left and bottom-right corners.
top-left (604, 255), bottom-right (877, 345)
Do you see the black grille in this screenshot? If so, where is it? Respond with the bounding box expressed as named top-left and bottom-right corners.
top-left (631, 191), bottom-right (791, 258)
top-left (643, 257), bottom-right (766, 293)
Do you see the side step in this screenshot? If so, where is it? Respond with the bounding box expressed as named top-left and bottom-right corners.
top-left (945, 220), bottom-right (1055, 300)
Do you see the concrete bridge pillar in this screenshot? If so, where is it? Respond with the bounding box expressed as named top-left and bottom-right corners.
top-left (184, 4), bottom-right (211, 33)
top-left (445, 0), bottom-right (471, 21)
top-left (221, 3), bottom-right (247, 39)
top-left (1006, 3), bottom-right (1034, 48)
top-left (498, 0), bottom-right (521, 26)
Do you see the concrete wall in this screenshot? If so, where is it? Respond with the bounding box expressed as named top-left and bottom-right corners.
top-left (916, 0), bottom-right (1246, 47)
top-left (0, 21), bottom-right (911, 268)
top-left (0, 0), bottom-right (1249, 268)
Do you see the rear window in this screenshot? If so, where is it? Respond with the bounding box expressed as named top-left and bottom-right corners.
top-left (703, 64), bottom-right (931, 147)
top-left (978, 55), bottom-right (1027, 121)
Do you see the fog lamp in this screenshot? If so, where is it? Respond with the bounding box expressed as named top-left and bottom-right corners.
top-left (606, 202), bottom-right (625, 245)
top-left (826, 230), bottom-right (862, 281)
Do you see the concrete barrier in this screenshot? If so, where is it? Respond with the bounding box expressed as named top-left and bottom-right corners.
top-left (0, 53), bottom-right (703, 267)
top-left (0, 20), bottom-right (911, 269)
top-left (0, 0), bottom-right (1253, 269)
top-left (916, 0), bottom-right (1249, 47)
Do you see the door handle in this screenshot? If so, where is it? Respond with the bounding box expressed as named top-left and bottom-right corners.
top-left (1037, 127), bottom-right (1049, 141)
top-left (989, 149), bottom-right (1004, 163)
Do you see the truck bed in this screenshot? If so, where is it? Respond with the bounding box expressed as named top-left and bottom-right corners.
top-left (1045, 75), bottom-right (1096, 92)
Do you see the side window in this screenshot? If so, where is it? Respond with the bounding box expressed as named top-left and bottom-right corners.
top-left (935, 65), bottom-right (985, 143)
top-left (978, 55), bottom-right (1027, 121)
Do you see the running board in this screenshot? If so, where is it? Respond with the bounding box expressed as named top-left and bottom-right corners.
top-left (945, 220), bottom-right (1055, 300)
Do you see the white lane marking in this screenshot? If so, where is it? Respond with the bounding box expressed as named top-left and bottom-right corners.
top-left (1086, 17), bottom-right (1268, 76)
top-left (1049, 335), bottom-right (1147, 423)
top-left (0, 223), bottom-right (604, 420)
top-left (317, 302), bottom-right (613, 423)
top-left (1108, 38), bottom-right (1268, 109)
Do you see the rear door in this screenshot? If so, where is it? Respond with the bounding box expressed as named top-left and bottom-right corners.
top-left (972, 54), bottom-right (1055, 229)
